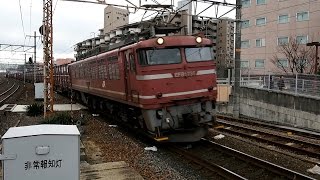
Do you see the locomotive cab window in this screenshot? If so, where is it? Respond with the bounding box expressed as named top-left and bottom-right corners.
top-left (138, 48), bottom-right (181, 65)
top-left (185, 47), bottom-right (214, 62)
top-left (129, 53), bottom-right (136, 72)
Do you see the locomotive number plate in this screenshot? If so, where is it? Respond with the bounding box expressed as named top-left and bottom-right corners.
top-left (173, 71), bottom-right (196, 78)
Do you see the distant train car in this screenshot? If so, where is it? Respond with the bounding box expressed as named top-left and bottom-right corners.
top-left (54, 64), bottom-right (70, 93)
top-left (23, 69), bottom-right (44, 83)
top-left (69, 35), bottom-right (217, 142)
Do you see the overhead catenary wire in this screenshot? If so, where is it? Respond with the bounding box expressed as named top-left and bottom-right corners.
top-left (28, 0), bottom-right (33, 45)
top-left (53, 0), bottom-right (59, 14)
top-left (18, 0), bottom-right (26, 39)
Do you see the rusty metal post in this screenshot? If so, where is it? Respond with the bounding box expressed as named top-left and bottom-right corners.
top-left (43, 0), bottom-right (54, 118)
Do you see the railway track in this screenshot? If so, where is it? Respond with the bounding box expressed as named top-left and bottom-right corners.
top-left (0, 83), bottom-right (20, 104)
top-left (216, 115), bottom-right (320, 141)
top-left (215, 115), bottom-right (320, 159)
top-left (169, 139), bottom-right (315, 180)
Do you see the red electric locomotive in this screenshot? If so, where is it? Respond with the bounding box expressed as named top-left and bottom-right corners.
top-left (71, 35), bottom-right (217, 142)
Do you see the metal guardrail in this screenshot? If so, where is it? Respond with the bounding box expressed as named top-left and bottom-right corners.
top-left (217, 74), bottom-right (320, 98)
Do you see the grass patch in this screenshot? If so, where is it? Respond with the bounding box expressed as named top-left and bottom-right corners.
top-left (26, 103), bottom-right (44, 116)
top-left (44, 112), bottom-right (73, 125)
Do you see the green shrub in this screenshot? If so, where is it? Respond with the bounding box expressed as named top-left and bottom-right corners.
top-left (44, 112), bottom-right (72, 125)
top-left (26, 103), bottom-right (44, 116)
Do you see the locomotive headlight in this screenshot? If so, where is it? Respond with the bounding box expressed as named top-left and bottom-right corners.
top-left (157, 37), bottom-right (164, 45)
top-left (195, 36), bottom-right (202, 43)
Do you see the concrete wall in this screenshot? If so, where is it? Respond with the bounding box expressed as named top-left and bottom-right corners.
top-left (217, 87), bottom-right (320, 131)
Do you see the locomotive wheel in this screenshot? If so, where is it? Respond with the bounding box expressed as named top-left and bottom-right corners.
top-left (87, 97), bottom-right (98, 112)
top-left (138, 115), bottom-right (147, 130)
top-left (92, 98), bottom-right (98, 111)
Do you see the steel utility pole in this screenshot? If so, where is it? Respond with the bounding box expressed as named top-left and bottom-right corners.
top-left (26, 31), bottom-right (41, 83)
top-left (24, 54), bottom-right (26, 87)
top-left (43, 0), bottom-right (54, 118)
top-left (34, 31), bottom-right (37, 83)
top-left (233, 0), bottom-right (241, 118)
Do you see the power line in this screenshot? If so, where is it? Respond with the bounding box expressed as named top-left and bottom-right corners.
top-left (18, 0), bottom-right (26, 38)
top-left (53, 0), bottom-right (59, 14)
top-left (29, 0), bottom-right (33, 40)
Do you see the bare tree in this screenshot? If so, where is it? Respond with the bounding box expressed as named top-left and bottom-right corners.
top-left (271, 36), bottom-right (315, 74)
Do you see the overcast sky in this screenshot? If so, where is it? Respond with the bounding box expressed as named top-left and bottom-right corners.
top-left (0, 0), bottom-right (236, 64)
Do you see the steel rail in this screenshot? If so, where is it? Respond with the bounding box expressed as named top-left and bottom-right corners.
top-left (201, 139), bottom-right (316, 180)
top-left (0, 83), bottom-right (15, 96)
top-left (215, 119), bottom-right (320, 159)
top-left (0, 85), bottom-right (20, 104)
top-left (216, 114), bottom-right (320, 140)
top-left (168, 145), bottom-right (247, 180)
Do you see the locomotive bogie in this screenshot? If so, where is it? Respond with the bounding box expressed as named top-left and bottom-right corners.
top-left (143, 101), bottom-right (214, 131)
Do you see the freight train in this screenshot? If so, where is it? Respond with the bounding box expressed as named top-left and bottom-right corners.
top-left (9, 35), bottom-right (217, 142)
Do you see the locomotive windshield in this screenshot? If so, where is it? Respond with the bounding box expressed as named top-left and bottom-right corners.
top-left (138, 48), bottom-right (181, 65)
top-left (185, 47), bottom-right (214, 62)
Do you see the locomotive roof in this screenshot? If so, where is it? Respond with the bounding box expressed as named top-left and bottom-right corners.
top-left (70, 35), bottom-right (212, 66)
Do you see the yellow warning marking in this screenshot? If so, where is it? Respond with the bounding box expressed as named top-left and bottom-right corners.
top-left (214, 125), bottom-right (225, 129)
top-left (154, 137), bottom-right (169, 142)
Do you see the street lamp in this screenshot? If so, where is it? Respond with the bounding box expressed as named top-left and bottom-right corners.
top-left (90, 32), bottom-right (95, 49)
top-left (306, 41), bottom-right (320, 74)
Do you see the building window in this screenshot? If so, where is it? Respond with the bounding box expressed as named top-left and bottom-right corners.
top-left (255, 59), bottom-right (265, 68)
top-left (296, 11), bottom-right (309, 21)
top-left (241, 60), bottom-right (249, 68)
top-left (278, 14), bottom-right (289, 24)
top-left (296, 35), bottom-right (308, 44)
top-left (256, 38), bottom-right (265, 47)
top-left (117, 17), bottom-right (119, 19)
top-left (256, 17), bottom-right (266, 26)
top-left (278, 37), bottom-right (289, 45)
top-left (241, 20), bottom-right (250, 29)
top-left (242, 0), bottom-right (251, 7)
top-left (241, 40), bottom-right (250, 48)
top-left (298, 59), bottom-right (307, 67)
top-left (277, 59), bottom-right (288, 67)
top-left (256, 0), bottom-right (266, 5)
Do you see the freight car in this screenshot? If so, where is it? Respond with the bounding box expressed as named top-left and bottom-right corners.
top-left (54, 64), bottom-right (70, 93)
top-left (69, 35), bottom-right (217, 142)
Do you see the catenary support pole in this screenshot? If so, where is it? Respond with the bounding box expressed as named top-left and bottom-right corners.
top-left (233, 0), bottom-right (241, 118)
top-left (34, 31), bottom-right (37, 83)
top-left (24, 54), bottom-right (26, 87)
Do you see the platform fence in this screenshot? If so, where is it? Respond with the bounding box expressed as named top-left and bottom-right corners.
top-left (217, 74), bottom-right (320, 98)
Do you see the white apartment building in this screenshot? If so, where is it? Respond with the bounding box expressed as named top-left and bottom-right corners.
top-left (104, 6), bottom-right (129, 34)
